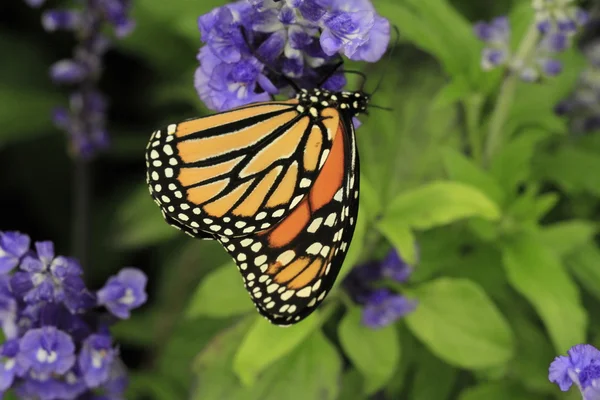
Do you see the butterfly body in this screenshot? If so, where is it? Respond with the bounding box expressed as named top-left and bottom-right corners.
top-left (145, 87), bottom-right (368, 325)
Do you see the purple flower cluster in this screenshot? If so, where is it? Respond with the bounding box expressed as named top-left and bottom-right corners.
top-left (343, 249), bottom-right (417, 329)
top-left (555, 38), bottom-right (600, 133)
top-left (0, 231), bottom-right (147, 399)
top-left (550, 343), bottom-right (600, 399)
top-left (25, 0), bottom-right (134, 159)
top-left (196, 0), bottom-right (390, 112)
top-left (474, 1), bottom-right (588, 81)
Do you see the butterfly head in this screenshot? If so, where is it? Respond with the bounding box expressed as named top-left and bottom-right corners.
top-left (296, 88), bottom-right (369, 117)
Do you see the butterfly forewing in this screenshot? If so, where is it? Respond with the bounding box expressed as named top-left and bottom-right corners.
top-left (145, 101), bottom-right (339, 239)
top-left (217, 113), bottom-right (360, 325)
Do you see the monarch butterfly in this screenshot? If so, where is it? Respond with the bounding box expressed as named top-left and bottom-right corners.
top-left (145, 85), bottom-right (369, 325)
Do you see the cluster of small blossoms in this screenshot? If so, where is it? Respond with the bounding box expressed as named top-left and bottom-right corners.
top-left (196, 0), bottom-right (390, 112)
top-left (342, 249), bottom-right (417, 329)
top-left (474, 0), bottom-right (589, 81)
top-left (550, 343), bottom-right (600, 399)
top-left (0, 231), bottom-right (147, 399)
top-left (555, 38), bottom-right (600, 133)
top-left (24, 0), bottom-right (134, 159)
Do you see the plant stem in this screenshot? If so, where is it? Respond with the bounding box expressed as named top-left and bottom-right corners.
top-left (464, 94), bottom-right (483, 164)
top-left (72, 157), bottom-right (91, 270)
top-left (484, 22), bottom-right (540, 164)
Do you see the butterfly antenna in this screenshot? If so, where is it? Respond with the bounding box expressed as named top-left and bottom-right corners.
top-left (240, 26), bottom-right (301, 93)
top-left (369, 25), bottom-right (400, 97)
top-left (317, 62), bottom-right (369, 92)
top-left (369, 104), bottom-right (393, 112)
top-left (316, 60), bottom-right (344, 87)
top-left (343, 70), bottom-right (368, 91)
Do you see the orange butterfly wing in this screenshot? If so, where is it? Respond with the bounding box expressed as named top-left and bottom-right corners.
top-left (145, 101), bottom-right (340, 238)
top-left (217, 111), bottom-right (360, 325)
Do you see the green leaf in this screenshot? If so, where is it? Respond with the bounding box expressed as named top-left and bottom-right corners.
top-left (359, 173), bottom-right (382, 222)
top-left (384, 181), bottom-right (501, 230)
top-left (539, 220), bottom-right (597, 257)
top-left (404, 0), bottom-right (481, 80)
top-left (442, 148), bottom-right (505, 206)
top-left (192, 318), bottom-right (256, 400)
top-left (458, 382), bottom-right (543, 400)
top-left (187, 262), bottom-right (254, 319)
top-left (376, 3), bottom-right (453, 75)
top-left (379, 0), bottom-right (479, 82)
top-left (489, 129), bottom-right (549, 195)
top-left (409, 350), bottom-right (458, 400)
top-left (128, 372), bottom-right (182, 400)
top-left (111, 311), bottom-right (157, 346)
top-left (338, 308), bottom-right (400, 394)
top-left (566, 243), bottom-right (600, 303)
top-left (535, 145), bottom-right (600, 196)
top-left (248, 331), bottom-right (341, 400)
top-left (376, 220), bottom-right (417, 265)
top-left (0, 87), bottom-right (61, 147)
top-left (432, 77), bottom-right (471, 108)
top-left (404, 278), bottom-right (514, 368)
top-left (502, 233), bottom-right (587, 352)
top-left (338, 369), bottom-right (365, 400)
top-left (508, 308), bottom-right (557, 393)
top-left (113, 184), bottom-right (177, 248)
top-left (504, 185), bottom-right (558, 226)
top-left (193, 321), bottom-right (342, 400)
top-left (385, 324), bottom-right (417, 398)
top-left (233, 313), bottom-right (321, 386)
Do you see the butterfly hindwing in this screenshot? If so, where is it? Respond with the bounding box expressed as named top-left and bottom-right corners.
top-left (218, 112), bottom-right (360, 325)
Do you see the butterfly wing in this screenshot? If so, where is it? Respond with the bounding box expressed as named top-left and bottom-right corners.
top-left (218, 110), bottom-right (360, 325)
top-left (145, 101), bottom-right (340, 238)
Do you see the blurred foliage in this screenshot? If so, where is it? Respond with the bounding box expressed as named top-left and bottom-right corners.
top-left (2, 0), bottom-right (600, 399)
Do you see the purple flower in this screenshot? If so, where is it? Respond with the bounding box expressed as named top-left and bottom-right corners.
top-left (320, 6), bottom-right (375, 59)
top-left (362, 289), bottom-right (417, 329)
top-left (30, 0), bottom-right (134, 159)
top-left (41, 10), bottom-right (82, 32)
top-left (380, 249), bottom-right (412, 282)
top-left (550, 344), bottom-right (600, 399)
top-left (24, 0), bottom-right (45, 7)
top-left (474, 17), bottom-right (511, 70)
top-left (0, 339), bottom-right (20, 391)
top-left (343, 260), bottom-right (381, 304)
top-left (78, 334), bottom-right (115, 387)
top-left (0, 232), bottom-right (145, 397)
top-left (0, 285), bottom-right (18, 339)
top-left (97, 268), bottom-right (147, 319)
top-left (17, 327), bottom-right (76, 376)
top-left (101, 359), bottom-right (128, 398)
top-left (475, 9), bottom-right (587, 82)
top-left (343, 248), bottom-right (417, 328)
top-left (50, 60), bottom-right (88, 84)
top-left (533, 0), bottom-right (589, 35)
top-left (343, 248), bottom-right (412, 300)
top-left (10, 242), bottom-right (94, 313)
top-left (351, 15), bottom-right (390, 63)
top-left (555, 38), bottom-right (600, 134)
top-left (16, 370), bottom-right (87, 400)
top-left (195, 46), bottom-right (274, 112)
top-left (0, 231), bottom-right (30, 273)
top-left (198, 3), bottom-right (249, 64)
top-left (196, 0), bottom-right (389, 112)
top-left (474, 16), bottom-right (510, 44)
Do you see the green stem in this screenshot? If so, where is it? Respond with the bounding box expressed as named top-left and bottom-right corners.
top-left (72, 158), bottom-right (91, 270)
top-left (484, 22), bottom-right (540, 164)
top-left (464, 94), bottom-right (483, 164)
